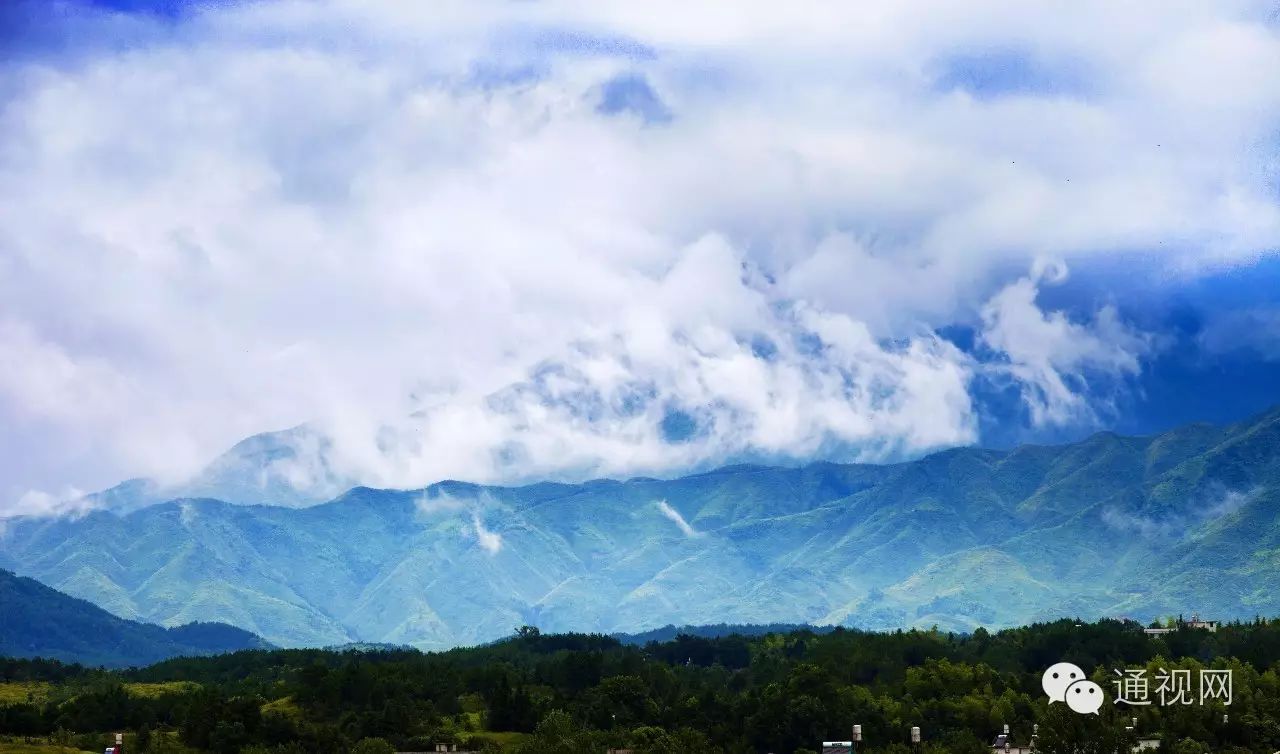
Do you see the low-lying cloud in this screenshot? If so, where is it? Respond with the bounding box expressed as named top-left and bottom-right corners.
top-left (657, 499), bottom-right (701, 538)
top-left (1102, 486), bottom-right (1262, 538)
top-left (472, 513), bottom-right (503, 555)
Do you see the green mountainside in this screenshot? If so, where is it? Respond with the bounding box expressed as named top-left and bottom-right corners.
top-left (2, 408), bottom-right (1279, 649)
top-left (0, 569), bottom-right (270, 667)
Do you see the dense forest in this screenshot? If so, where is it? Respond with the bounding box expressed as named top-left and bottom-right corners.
top-left (3, 618), bottom-right (1280, 753)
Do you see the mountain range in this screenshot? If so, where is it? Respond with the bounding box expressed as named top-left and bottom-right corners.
top-left (2, 407), bottom-right (1279, 650)
top-left (0, 568), bottom-right (269, 667)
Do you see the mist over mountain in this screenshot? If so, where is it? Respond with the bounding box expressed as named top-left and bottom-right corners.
top-left (2, 408), bottom-right (1279, 650)
top-left (85, 425), bottom-right (351, 512)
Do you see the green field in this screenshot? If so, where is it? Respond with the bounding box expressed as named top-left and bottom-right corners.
top-left (0, 684), bottom-right (49, 706)
top-left (466, 730), bottom-right (529, 748)
top-left (259, 695), bottom-right (302, 719)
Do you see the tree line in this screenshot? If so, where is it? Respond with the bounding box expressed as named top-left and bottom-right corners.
top-left (3, 617), bottom-right (1280, 753)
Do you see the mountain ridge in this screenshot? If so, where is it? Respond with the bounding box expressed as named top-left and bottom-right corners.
top-left (2, 407), bottom-right (1278, 650)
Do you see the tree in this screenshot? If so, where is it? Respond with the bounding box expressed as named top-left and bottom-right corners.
top-left (1035, 703), bottom-right (1133, 754)
top-left (208, 720), bottom-right (249, 754)
top-left (487, 673), bottom-right (537, 732)
top-left (516, 710), bottom-right (598, 754)
top-left (625, 725), bottom-right (716, 754)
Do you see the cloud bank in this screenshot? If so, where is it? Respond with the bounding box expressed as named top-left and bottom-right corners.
top-left (2, 0), bottom-right (1279, 512)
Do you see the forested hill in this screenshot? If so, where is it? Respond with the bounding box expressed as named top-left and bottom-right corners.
top-left (0, 569), bottom-right (270, 668)
top-left (2, 619), bottom-right (1279, 753)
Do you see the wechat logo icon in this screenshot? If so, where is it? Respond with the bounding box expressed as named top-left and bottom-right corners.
top-left (1043, 662), bottom-right (1104, 714)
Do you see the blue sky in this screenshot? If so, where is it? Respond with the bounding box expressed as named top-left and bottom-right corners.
top-left (1, 0), bottom-right (1279, 513)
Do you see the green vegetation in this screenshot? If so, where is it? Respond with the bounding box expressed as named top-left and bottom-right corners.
top-left (3, 618), bottom-right (1280, 753)
top-left (0, 570), bottom-right (269, 669)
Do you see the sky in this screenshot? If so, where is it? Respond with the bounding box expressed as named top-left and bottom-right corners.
top-left (1, 0), bottom-right (1279, 515)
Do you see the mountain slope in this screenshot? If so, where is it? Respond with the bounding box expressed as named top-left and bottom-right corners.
top-left (0, 569), bottom-right (270, 667)
top-left (3, 408), bottom-right (1280, 649)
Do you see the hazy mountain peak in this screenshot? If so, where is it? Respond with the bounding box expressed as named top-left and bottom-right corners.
top-left (83, 424), bottom-right (354, 513)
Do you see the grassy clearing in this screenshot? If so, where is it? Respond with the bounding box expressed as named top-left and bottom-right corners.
top-left (467, 730), bottom-right (529, 749)
top-left (0, 683), bottom-right (51, 706)
top-left (121, 681), bottom-right (199, 698)
top-left (260, 695), bottom-right (302, 719)
top-left (0, 680), bottom-right (197, 707)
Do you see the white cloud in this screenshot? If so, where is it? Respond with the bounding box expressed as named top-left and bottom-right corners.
top-left (980, 263), bottom-right (1153, 426)
top-left (414, 490), bottom-right (469, 517)
top-left (4, 487), bottom-right (91, 519)
top-left (472, 513), bottom-right (503, 554)
top-left (1, 0), bottom-right (1277, 511)
top-left (656, 499), bottom-right (701, 538)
